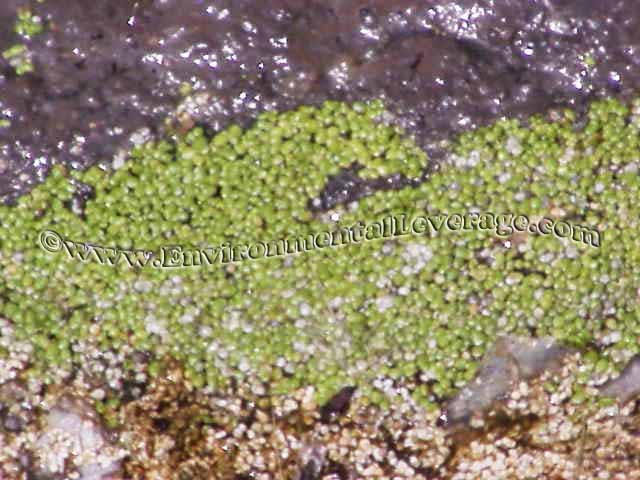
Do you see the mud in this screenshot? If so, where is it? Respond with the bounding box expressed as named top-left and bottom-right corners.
top-left (2, 0), bottom-right (640, 202)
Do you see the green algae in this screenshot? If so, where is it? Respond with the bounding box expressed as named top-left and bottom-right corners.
top-left (0, 98), bottom-right (639, 405)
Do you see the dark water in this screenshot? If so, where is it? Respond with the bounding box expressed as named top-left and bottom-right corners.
top-left (2, 0), bottom-right (640, 203)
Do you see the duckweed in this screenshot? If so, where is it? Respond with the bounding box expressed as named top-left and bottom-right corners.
top-left (0, 98), bottom-right (639, 406)
top-left (3, 8), bottom-right (43, 76)
top-left (14, 8), bottom-right (43, 38)
top-left (2, 44), bottom-right (34, 75)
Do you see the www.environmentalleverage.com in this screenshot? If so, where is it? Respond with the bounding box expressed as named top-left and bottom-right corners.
top-left (39, 212), bottom-right (601, 269)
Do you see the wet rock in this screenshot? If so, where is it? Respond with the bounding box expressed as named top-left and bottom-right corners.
top-left (599, 355), bottom-right (640, 404)
top-left (441, 335), bottom-right (571, 426)
top-left (3, 1), bottom-right (640, 202)
top-left (442, 341), bottom-right (520, 426)
top-left (506, 336), bottom-right (570, 379)
top-left (313, 166), bottom-right (412, 211)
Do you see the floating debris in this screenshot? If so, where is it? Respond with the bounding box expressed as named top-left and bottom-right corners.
top-left (320, 386), bottom-right (357, 423)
